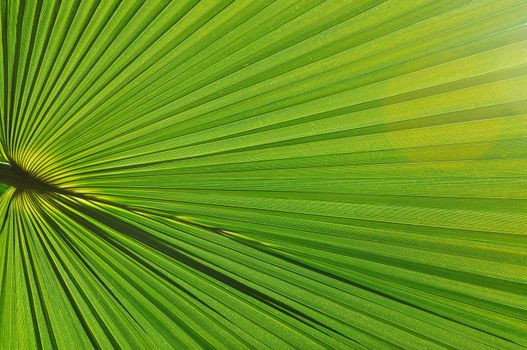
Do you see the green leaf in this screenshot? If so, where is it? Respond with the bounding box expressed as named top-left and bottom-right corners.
top-left (1, 1), bottom-right (527, 349)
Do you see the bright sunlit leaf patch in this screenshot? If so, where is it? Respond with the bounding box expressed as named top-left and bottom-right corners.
top-left (1, 1), bottom-right (527, 349)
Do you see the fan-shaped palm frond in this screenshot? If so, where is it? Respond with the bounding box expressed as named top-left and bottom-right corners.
top-left (1, 1), bottom-right (527, 349)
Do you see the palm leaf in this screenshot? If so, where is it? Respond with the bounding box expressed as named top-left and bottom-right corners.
top-left (1, 1), bottom-right (527, 349)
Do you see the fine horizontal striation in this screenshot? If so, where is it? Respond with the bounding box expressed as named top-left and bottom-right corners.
top-left (1, 1), bottom-right (527, 349)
